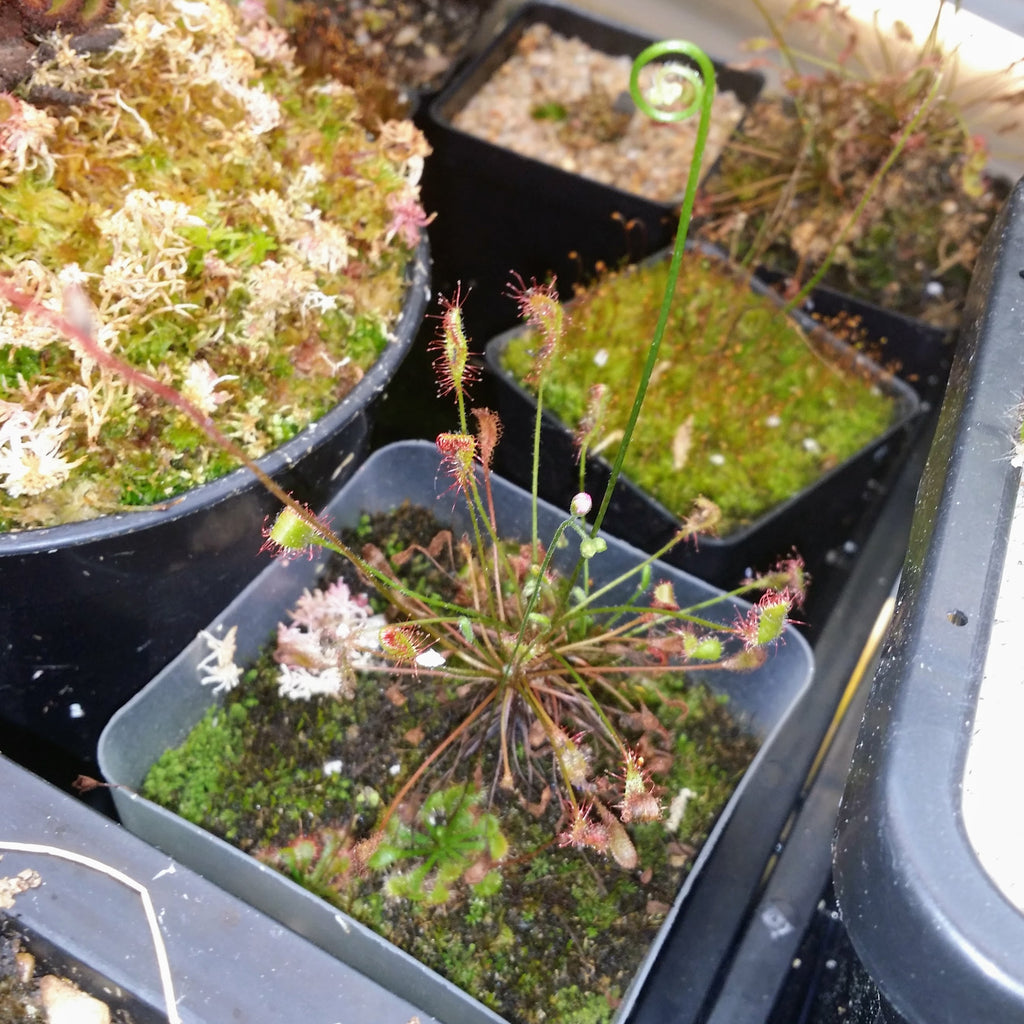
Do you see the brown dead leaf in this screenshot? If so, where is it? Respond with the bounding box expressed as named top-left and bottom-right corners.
top-left (524, 785), bottom-right (552, 818)
top-left (385, 683), bottom-right (407, 707)
top-left (672, 413), bottom-right (695, 470)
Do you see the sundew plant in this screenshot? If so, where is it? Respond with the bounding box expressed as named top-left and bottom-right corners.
top-left (0, 0), bottom-right (429, 529)
top-left (247, 40), bottom-right (807, 873)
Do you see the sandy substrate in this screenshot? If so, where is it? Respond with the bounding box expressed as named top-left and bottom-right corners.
top-left (453, 22), bottom-right (746, 202)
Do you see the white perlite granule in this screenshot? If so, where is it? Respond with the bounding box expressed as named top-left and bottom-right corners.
top-left (453, 23), bottom-right (745, 202)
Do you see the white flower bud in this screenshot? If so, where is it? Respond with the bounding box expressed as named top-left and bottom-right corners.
top-left (570, 492), bottom-right (592, 517)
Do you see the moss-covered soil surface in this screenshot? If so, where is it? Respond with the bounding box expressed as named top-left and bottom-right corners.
top-left (142, 505), bottom-right (760, 1024)
top-left (500, 250), bottom-right (897, 535)
top-left (0, 0), bottom-right (423, 530)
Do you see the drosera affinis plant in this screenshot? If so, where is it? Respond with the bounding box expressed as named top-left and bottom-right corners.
top-left (0, 0), bottom-right (430, 530)
top-left (123, 40), bottom-right (812, 1024)
top-left (250, 39), bottom-right (807, 872)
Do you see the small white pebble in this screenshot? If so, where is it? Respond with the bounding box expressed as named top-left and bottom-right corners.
top-left (38, 975), bottom-right (111, 1024)
top-left (925, 280), bottom-right (945, 299)
top-left (323, 759), bottom-right (344, 776)
top-left (389, 763), bottom-right (401, 776)
top-left (593, 348), bottom-right (609, 368)
top-left (765, 414), bottom-right (781, 428)
top-left (69, 703), bottom-right (85, 719)
top-left (802, 437), bottom-right (822, 454)
top-left (709, 453), bottom-right (726, 466)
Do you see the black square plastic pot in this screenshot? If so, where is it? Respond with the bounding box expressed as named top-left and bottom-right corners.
top-left (99, 439), bottom-right (814, 1024)
top-left (483, 248), bottom-right (922, 589)
top-left (833, 177), bottom-right (1024, 1023)
top-left (0, 240), bottom-right (430, 778)
top-left (419, 1), bottom-right (764, 341)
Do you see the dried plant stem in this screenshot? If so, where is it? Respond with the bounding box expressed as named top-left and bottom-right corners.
top-left (0, 839), bottom-right (182, 1024)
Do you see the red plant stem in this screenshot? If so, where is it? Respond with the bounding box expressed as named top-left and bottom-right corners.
top-left (0, 278), bottom-right (345, 548)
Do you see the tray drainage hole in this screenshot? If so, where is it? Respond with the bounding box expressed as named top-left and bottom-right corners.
top-left (947, 609), bottom-right (968, 626)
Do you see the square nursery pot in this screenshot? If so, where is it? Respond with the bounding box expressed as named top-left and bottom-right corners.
top-left (0, 754), bottom-right (442, 1024)
top-left (99, 439), bottom-right (815, 1024)
top-left (833, 178), bottom-right (1024, 1022)
top-left (0, 241), bottom-right (429, 779)
top-left (285, 0), bottom-right (502, 120)
top-left (419, 0), bottom-right (764, 340)
top-left (483, 247), bottom-right (923, 590)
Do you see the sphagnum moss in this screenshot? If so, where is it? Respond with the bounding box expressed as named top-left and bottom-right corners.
top-left (501, 251), bottom-right (895, 533)
top-left (0, 0), bottom-right (429, 530)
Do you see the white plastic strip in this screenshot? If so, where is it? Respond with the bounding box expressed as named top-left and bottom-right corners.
top-left (962, 480), bottom-right (1024, 913)
top-left (0, 840), bottom-right (182, 1023)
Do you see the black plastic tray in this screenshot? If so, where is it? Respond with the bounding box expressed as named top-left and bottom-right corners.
top-left (833, 176), bottom-right (1024, 1023)
top-left (420, 0), bottom-right (764, 340)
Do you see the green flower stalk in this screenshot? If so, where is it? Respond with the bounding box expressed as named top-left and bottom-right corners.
top-left (588, 40), bottom-right (717, 538)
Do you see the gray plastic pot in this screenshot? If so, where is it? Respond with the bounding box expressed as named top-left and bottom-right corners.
top-left (99, 439), bottom-right (814, 1024)
top-left (0, 240), bottom-right (430, 778)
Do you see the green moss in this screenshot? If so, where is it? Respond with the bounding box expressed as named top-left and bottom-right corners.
top-left (501, 251), bottom-right (895, 533)
top-left (0, 345), bottom-right (44, 389)
top-left (548, 985), bottom-right (619, 1023)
